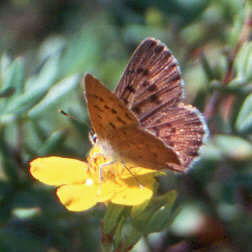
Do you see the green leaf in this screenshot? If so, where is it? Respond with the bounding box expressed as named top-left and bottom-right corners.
top-left (213, 134), bottom-right (252, 160)
top-left (28, 74), bottom-right (80, 118)
top-left (103, 203), bottom-right (127, 235)
top-left (233, 41), bottom-right (252, 82)
top-left (235, 93), bottom-right (252, 133)
top-left (2, 88), bottom-right (48, 116)
top-left (131, 190), bottom-right (177, 234)
top-left (113, 215), bottom-right (127, 250)
top-left (1, 57), bottom-right (25, 93)
top-left (37, 129), bottom-right (68, 156)
top-left (0, 54), bottom-right (60, 117)
top-left (57, 26), bottom-right (102, 79)
top-left (0, 53), bottom-right (11, 79)
top-left (200, 53), bottom-right (215, 80)
top-left (228, 3), bottom-right (246, 49)
top-left (120, 225), bottom-right (142, 252)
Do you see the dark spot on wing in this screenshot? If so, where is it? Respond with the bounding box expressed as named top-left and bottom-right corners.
top-left (128, 69), bottom-right (135, 74)
top-left (142, 80), bottom-right (149, 87)
top-left (191, 140), bottom-right (202, 145)
top-left (123, 98), bottom-right (129, 105)
top-left (170, 128), bottom-right (176, 133)
top-left (147, 84), bottom-right (157, 91)
top-left (126, 85), bottom-right (136, 93)
top-left (143, 69), bottom-right (149, 76)
top-left (109, 122), bottom-right (116, 129)
top-left (154, 45), bottom-right (164, 54)
top-left (117, 116), bottom-right (126, 125)
top-left (111, 108), bottom-right (117, 114)
top-left (132, 106), bottom-right (141, 114)
top-left (125, 112), bottom-right (133, 120)
top-left (137, 68), bottom-right (144, 74)
top-left (104, 105), bottom-right (110, 109)
top-left (165, 122), bottom-right (172, 127)
top-left (184, 120), bottom-right (203, 126)
top-left (148, 40), bottom-right (157, 48)
top-left (97, 114), bottom-right (102, 119)
top-left (168, 63), bottom-right (178, 72)
top-left (122, 129), bottom-right (127, 135)
top-left (98, 97), bottom-right (104, 102)
top-left (163, 51), bottom-right (172, 61)
top-left (94, 105), bottom-right (103, 112)
top-left (150, 94), bottom-right (161, 104)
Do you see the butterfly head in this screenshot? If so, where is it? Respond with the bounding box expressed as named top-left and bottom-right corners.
top-left (88, 128), bottom-right (97, 145)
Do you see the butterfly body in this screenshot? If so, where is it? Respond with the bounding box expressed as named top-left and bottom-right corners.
top-left (84, 38), bottom-right (208, 173)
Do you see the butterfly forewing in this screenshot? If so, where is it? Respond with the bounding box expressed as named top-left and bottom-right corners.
top-left (115, 38), bottom-right (184, 122)
top-left (84, 74), bottom-right (181, 169)
top-left (85, 74), bottom-right (137, 140)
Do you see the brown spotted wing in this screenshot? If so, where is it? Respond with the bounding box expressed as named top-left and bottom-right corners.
top-left (85, 38), bottom-right (208, 172)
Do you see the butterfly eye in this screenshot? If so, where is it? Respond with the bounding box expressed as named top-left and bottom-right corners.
top-left (89, 130), bottom-right (97, 144)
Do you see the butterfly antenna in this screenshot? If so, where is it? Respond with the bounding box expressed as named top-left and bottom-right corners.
top-left (58, 109), bottom-right (91, 130)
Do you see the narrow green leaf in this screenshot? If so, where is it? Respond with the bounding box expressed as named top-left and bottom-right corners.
top-left (144, 191), bottom-right (177, 233)
top-left (0, 53), bottom-right (11, 79)
top-left (1, 57), bottom-right (25, 93)
top-left (113, 215), bottom-right (127, 250)
top-left (131, 190), bottom-right (177, 234)
top-left (37, 130), bottom-right (68, 156)
top-left (236, 93), bottom-right (252, 133)
top-left (103, 203), bottom-right (127, 235)
top-left (28, 74), bottom-right (80, 118)
top-left (228, 4), bottom-right (246, 49)
top-left (3, 88), bottom-right (48, 115)
top-left (234, 41), bottom-right (252, 81)
top-left (121, 225), bottom-right (142, 252)
top-left (200, 53), bottom-right (215, 80)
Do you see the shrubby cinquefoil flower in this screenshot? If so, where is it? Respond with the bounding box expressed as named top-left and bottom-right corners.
top-left (29, 145), bottom-right (158, 211)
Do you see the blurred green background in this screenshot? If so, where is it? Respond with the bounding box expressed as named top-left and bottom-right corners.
top-left (0, 0), bottom-right (251, 251)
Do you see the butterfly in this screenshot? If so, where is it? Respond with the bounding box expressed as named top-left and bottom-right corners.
top-left (84, 38), bottom-right (208, 172)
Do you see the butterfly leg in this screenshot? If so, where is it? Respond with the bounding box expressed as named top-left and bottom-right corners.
top-left (98, 160), bottom-right (115, 181)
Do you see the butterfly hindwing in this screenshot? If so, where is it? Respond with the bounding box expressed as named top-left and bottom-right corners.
top-left (145, 103), bottom-right (208, 170)
top-left (115, 38), bottom-right (184, 123)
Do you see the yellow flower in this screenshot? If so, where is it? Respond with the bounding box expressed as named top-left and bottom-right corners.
top-left (29, 144), bottom-right (158, 212)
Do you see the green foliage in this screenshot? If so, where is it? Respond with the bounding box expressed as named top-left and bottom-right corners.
top-left (0, 0), bottom-right (251, 251)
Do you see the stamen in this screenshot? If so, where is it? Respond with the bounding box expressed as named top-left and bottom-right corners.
top-left (99, 160), bottom-right (116, 181)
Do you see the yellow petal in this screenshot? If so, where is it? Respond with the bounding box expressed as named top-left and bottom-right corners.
top-left (96, 181), bottom-right (119, 202)
top-left (30, 157), bottom-right (88, 186)
top-left (111, 175), bottom-right (156, 206)
top-left (57, 184), bottom-right (98, 211)
top-left (120, 165), bottom-right (159, 179)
